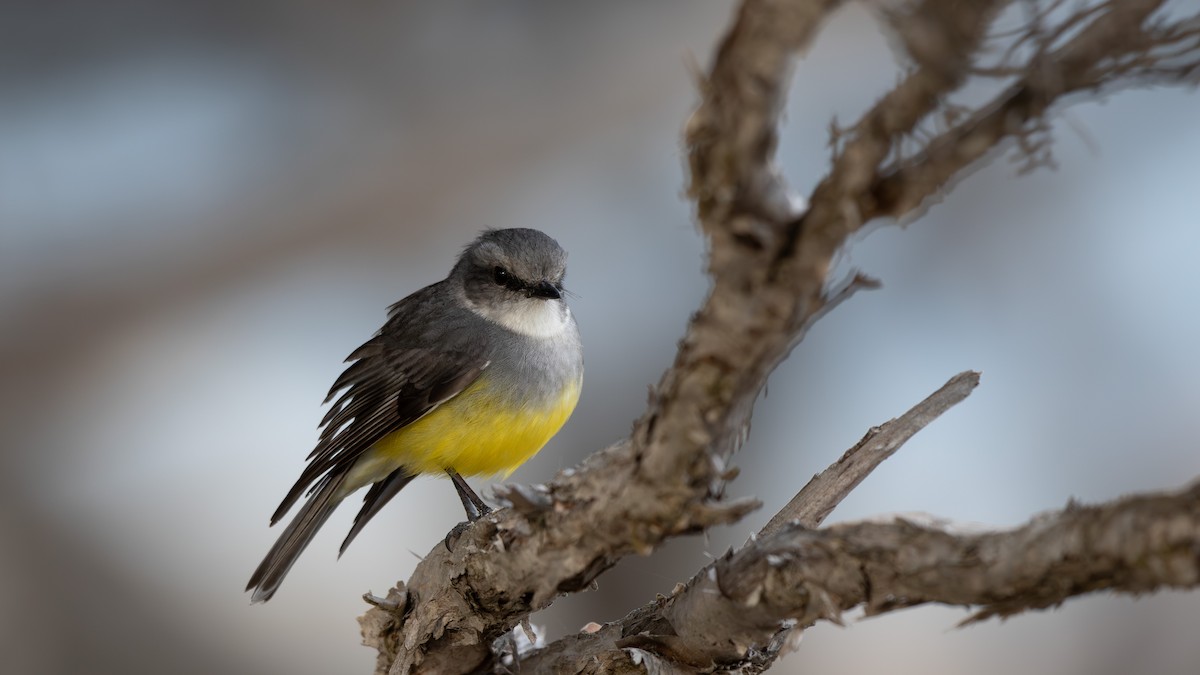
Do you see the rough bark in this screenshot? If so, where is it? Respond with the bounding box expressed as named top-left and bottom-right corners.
top-left (515, 481), bottom-right (1200, 674)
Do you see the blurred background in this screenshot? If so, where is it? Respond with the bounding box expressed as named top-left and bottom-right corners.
top-left (2, 1), bottom-right (1199, 673)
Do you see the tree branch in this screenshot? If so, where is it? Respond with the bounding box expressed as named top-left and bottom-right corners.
top-left (515, 481), bottom-right (1200, 673)
top-left (362, 3), bottom-right (851, 672)
top-left (513, 370), bottom-right (980, 673)
top-left (654, 481), bottom-right (1200, 670)
top-left (868, 0), bottom-right (1200, 218)
top-left (760, 369), bottom-right (980, 536)
top-left (360, 1), bottom-right (1200, 672)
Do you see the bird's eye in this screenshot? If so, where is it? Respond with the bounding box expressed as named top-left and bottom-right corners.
top-left (492, 266), bottom-right (511, 286)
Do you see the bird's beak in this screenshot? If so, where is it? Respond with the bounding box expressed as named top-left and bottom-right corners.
top-left (529, 280), bottom-right (561, 299)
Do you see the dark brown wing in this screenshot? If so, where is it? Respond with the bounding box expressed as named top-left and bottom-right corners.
top-left (269, 336), bottom-right (488, 525)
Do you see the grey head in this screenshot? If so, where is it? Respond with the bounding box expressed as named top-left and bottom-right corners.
top-left (451, 228), bottom-right (573, 338)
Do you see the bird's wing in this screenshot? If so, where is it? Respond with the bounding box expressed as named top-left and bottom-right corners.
top-left (270, 337), bottom-right (489, 525)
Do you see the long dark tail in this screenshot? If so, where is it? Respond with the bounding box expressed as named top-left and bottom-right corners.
top-left (247, 475), bottom-right (346, 603)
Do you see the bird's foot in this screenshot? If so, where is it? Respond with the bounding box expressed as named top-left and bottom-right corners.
top-left (443, 520), bottom-right (474, 551)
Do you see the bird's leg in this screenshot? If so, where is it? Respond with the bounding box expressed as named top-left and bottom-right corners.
top-left (443, 470), bottom-right (493, 551)
top-left (447, 469), bottom-right (492, 521)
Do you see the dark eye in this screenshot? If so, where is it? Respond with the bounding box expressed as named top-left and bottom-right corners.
top-left (492, 266), bottom-right (511, 286)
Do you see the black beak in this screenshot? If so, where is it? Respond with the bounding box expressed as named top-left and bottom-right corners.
top-left (530, 280), bottom-right (561, 299)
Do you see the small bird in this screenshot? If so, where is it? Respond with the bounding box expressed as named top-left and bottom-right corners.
top-left (247, 228), bottom-right (583, 602)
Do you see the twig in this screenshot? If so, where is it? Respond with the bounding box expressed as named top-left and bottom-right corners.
top-left (869, 0), bottom-right (1196, 221)
top-left (760, 370), bottom-right (980, 537)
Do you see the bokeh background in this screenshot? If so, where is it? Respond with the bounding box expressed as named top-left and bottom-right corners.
top-left (3, 1), bottom-right (1199, 673)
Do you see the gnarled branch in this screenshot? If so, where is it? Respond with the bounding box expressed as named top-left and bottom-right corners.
top-left (360, 1), bottom-right (1200, 672)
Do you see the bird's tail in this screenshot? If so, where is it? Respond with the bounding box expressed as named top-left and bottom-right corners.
top-left (246, 475), bottom-right (345, 603)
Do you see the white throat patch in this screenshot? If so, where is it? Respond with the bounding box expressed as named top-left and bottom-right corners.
top-left (469, 297), bottom-right (572, 338)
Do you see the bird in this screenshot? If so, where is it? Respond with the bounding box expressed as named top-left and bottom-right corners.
top-left (247, 228), bottom-right (583, 602)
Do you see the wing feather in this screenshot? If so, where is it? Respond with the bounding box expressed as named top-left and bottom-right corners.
top-left (270, 335), bottom-right (488, 525)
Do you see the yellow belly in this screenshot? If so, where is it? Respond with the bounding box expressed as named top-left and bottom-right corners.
top-left (369, 376), bottom-right (581, 478)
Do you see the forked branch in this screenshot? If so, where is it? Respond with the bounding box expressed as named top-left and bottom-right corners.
top-left (361, 1), bottom-right (1200, 672)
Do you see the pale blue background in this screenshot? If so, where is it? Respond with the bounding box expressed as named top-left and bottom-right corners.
top-left (2, 2), bottom-right (1198, 674)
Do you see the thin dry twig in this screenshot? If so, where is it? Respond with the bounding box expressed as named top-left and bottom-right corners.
top-left (869, 0), bottom-right (1199, 220)
top-left (760, 370), bottom-right (980, 537)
